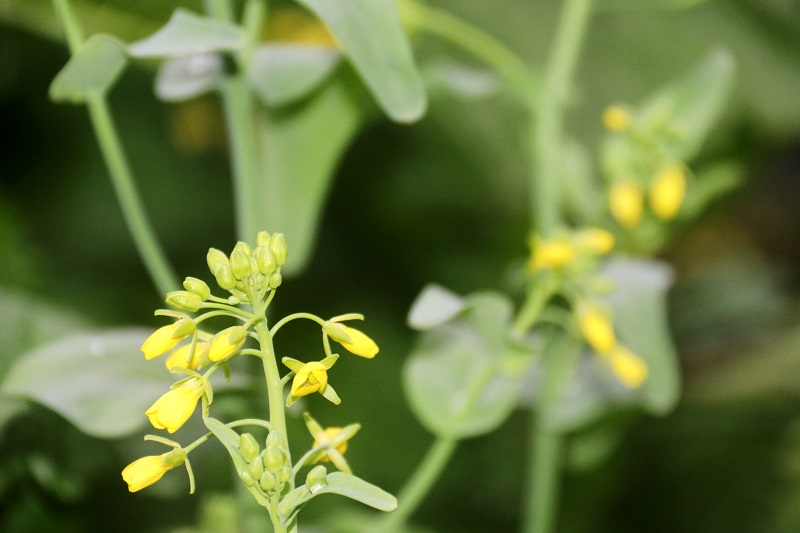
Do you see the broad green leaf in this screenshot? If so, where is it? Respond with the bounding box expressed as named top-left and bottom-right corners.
top-left (154, 54), bottom-right (223, 101)
top-left (638, 48), bottom-right (735, 161)
top-left (257, 68), bottom-right (364, 275)
top-left (49, 34), bottom-right (128, 103)
top-left (0, 328), bottom-right (174, 438)
top-left (128, 8), bottom-right (245, 58)
top-left (603, 259), bottom-right (680, 415)
top-left (407, 284), bottom-right (466, 331)
top-left (248, 44), bottom-right (341, 106)
top-left (404, 291), bottom-right (529, 438)
top-left (204, 417), bottom-right (271, 506)
top-left (294, 0), bottom-right (427, 122)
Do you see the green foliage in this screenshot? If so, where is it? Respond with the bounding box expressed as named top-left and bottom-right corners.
top-left (248, 45), bottom-right (341, 107)
top-left (49, 34), bottom-right (127, 102)
top-left (127, 8), bottom-right (244, 57)
top-left (154, 54), bottom-right (223, 101)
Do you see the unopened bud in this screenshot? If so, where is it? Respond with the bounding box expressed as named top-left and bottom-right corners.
top-left (239, 433), bottom-right (260, 463)
top-left (259, 471), bottom-right (276, 492)
top-left (255, 246), bottom-right (276, 275)
top-left (166, 291), bottom-right (203, 312)
top-left (214, 264), bottom-right (237, 290)
top-left (270, 233), bottom-right (287, 266)
top-left (248, 457), bottom-right (264, 479)
top-left (265, 446), bottom-right (284, 473)
top-left (233, 241), bottom-right (252, 257)
top-left (269, 272), bottom-right (282, 289)
top-left (279, 465), bottom-right (292, 483)
top-left (305, 465), bottom-right (327, 493)
top-left (241, 471), bottom-right (255, 487)
top-left (162, 448), bottom-right (187, 467)
top-left (183, 277), bottom-right (210, 300)
top-left (230, 249), bottom-right (252, 279)
top-left (172, 318), bottom-right (196, 338)
top-left (256, 231), bottom-right (271, 248)
top-left (324, 322), bottom-right (352, 344)
top-left (207, 248), bottom-right (229, 275)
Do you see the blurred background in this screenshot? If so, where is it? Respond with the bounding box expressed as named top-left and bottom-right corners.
top-left (1, 0), bottom-right (800, 531)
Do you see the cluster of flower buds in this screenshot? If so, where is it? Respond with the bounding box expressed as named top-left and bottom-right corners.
top-left (239, 431), bottom-right (293, 498)
top-left (207, 231), bottom-right (287, 302)
top-left (601, 105), bottom-right (689, 230)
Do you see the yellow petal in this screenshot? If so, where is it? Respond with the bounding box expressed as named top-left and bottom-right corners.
top-left (579, 306), bottom-right (616, 355)
top-left (650, 165), bottom-right (686, 221)
top-left (530, 238), bottom-right (575, 271)
top-left (338, 325), bottom-right (379, 359)
top-left (609, 182), bottom-right (644, 229)
top-left (145, 379), bottom-right (204, 433)
top-left (122, 455), bottom-right (170, 492)
top-left (609, 346), bottom-right (648, 388)
top-left (141, 324), bottom-right (182, 360)
top-left (165, 342), bottom-right (209, 371)
top-left (574, 228), bottom-right (615, 255)
top-left (602, 105), bottom-right (631, 132)
top-left (209, 326), bottom-right (246, 362)
top-left (312, 427), bottom-right (349, 463)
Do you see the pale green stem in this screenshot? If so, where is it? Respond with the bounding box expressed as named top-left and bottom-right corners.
top-left (205, 0), bottom-right (264, 241)
top-left (377, 437), bottom-right (457, 532)
top-left (531, 0), bottom-right (594, 235)
top-left (51, 0), bottom-right (178, 295)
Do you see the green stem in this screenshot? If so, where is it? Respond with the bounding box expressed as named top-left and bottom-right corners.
top-left (378, 437), bottom-right (457, 532)
top-left (401, 0), bottom-right (535, 98)
top-left (531, 0), bottom-right (594, 235)
top-left (205, 0), bottom-right (264, 241)
top-left (51, 0), bottom-right (178, 295)
top-left (254, 321), bottom-right (287, 448)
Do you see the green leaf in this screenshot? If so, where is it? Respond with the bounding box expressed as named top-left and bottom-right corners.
top-left (49, 34), bottom-right (128, 103)
top-left (154, 54), bottom-right (223, 101)
top-left (128, 8), bottom-right (245, 58)
top-left (638, 48), bottom-right (735, 161)
top-left (407, 284), bottom-right (466, 331)
top-left (603, 259), bottom-right (680, 415)
top-left (321, 472), bottom-right (397, 511)
top-left (204, 417), bottom-right (271, 506)
top-left (294, 0), bottom-right (427, 122)
top-left (404, 290), bottom-right (529, 438)
top-left (248, 44), bottom-right (341, 107)
top-left (680, 161), bottom-right (745, 222)
top-left (0, 328), bottom-right (174, 438)
top-left (256, 68), bottom-right (365, 275)
top-left (598, 0), bottom-right (712, 10)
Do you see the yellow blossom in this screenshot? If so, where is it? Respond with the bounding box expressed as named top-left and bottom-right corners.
top-left (121, 449), bottom-right (185, 492)
top-left (208, 326), bottom-right (247, 362)
top-left (146, 378), bottom-right (207, 433)
top-left (165, 342), bottom-right (210, 371)
top-left (650, 164), bottom-right (687, 220)
top-left (313, 427), bottom-right (349, 463)
top-left (579, 305), bottom-right (616, 355)
top-left (303, 412), bottom-right (360, 474)
top-left (530, 236), bottom-right (575, 271)
top-left (602, 105), bottom-right (631, 132)
top-left (608, 346), bottom-right (648, 387)
top-left (332, 324), bottom-right (379, 359)
top-left (141, 319), bottom-right (195, 360)
top-left (283, 356), bottom-right (340, 406)
top-left (574, 228), bottom-right (615, 255)
top-left (609, 182), bottom-right (644, 229)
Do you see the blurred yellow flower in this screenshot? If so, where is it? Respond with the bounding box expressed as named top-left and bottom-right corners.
top-left (608, 346), bottom-right (648, 388)
top-left (609, 182), bottom-right (644, 229)
top-left (579, 305), bottom-right (616, 355)
top-left (574, 228), bottom-right (615, 255)
top-left (650, 164), bottom-right (687, 221)
top-left (530, 236), bottom-right (575, 271)
top-left (602, 105), bottom-right (631, 132)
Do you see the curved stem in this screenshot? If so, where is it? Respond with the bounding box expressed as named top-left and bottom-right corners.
top-left (270, 312), bottom-right (327, 336)
top-left (51, 0), bottom-right (179, 296)
top-left (377, 437), bottom-right (457, 532)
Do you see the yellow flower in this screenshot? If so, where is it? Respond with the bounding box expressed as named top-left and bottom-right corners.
top-left (609, 182), bottom-right (644, 229)
top-left (529, 236), bottom-right (575, 271)
top-left (574, 228), bottom-right (615, 256)
top-left (208, 326), bottom-right (247, 362)
top-left (579, 304), bottom-right (616, 355)
top-left (608, 346), bottom-right (648, 388)
top-left (303, 412), bottom-right (360, 474)
top-left (602, 105), bottom-right (631, 132)
top-left (313, 427), bottom-right (349, 462)
top-left (146, 377), bottom-right (207, 433)
top-left (165, 342), bottom-right (210, 371)
top-left (327, 322), bottom-right (379, 359)
top-left (283, 356), bottom-right (340, 406)
top-left (121, 449), bottom-right (185, 492)
top-left (141, 319), bottom-right (195, 360)
top-left (650, 164), bottom-right (687, 221)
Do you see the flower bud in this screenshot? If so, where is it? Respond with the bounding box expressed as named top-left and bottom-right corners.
top-left (162, 447), bottom-right (187, 468)
top-left (609, 346), bottom-right (648, 388)
top-left (256, 231), bottom-right (271, 248)
top-left (602, 104), bottom-right (631, 132)
top-left (255, 246), bottom-right (276, 275)
top-left (248, 456), bottom-right (265, 479)
top-left (208, 326), bottom-right (248, 362)
top-left (579, 304), bottom-right (616, 355)
top-left (305, 465), bottom-right (327, 493)
top-left (183, 277), bottom-right (210, 300)
top-left (259, 471), bottom-right (276, 492)
top-left (239, 433), bottom-right (260, 463)
top-left (324, 322), bottom-right (352, 344)
top-left (166, 291), bottom-right (203, 312)
top-left (609, 182), bottom-right (643, 229)
top-left (650, 164), bottom-right (686, 221)
top-left (266, 430), bottom-right (284, 448)
top-left (233, 241), bottom-right (252, 257)
top-left (269, 272), bottom-right (282, 289)
top-left (279, 466), bottom-right (292, 483)
top-left (230, 249), bottom-right (252, 280)
top-left (265, 445), bottom-right (284, 474)
top-left (207, 248), bottom-right (229, 275)
top-left (214, 264), bottom-right (237, 290)
top-left (241, 471), bottom-right (255, 487)
top-left (270, 233), bottom-right (287, 266)
top-left (172, 318), bottom-right (197, 339)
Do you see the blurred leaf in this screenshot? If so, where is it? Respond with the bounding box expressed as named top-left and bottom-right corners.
top-left (407, 284), bottom-right (466, 331)
top-left (0, 328), bottom-right (174, 438)
top-left (204, 417), bottom-right (270, 506)
top-left (404, 290), bottom-right (529, 438)
top-left (248, 44), bottom-right (341, 106)
top-left (603, 258), bottom-right (680, 415)
top-left (421, 60), bottom-right (501, 100)
top-left (638, 48), bottom-right (735, 161)
top-left (49, 35), bottom-right (128, 103)
top-left (294, 0), bottom-right (427, 122)
top-left (257, 68), bottom-right (365, 275)
top-left (680, 160), bottom-right (745, 221)
top-left (598, 0), bottom-right (711, 11)
top-left (128, 8), bottom-right (245, 58)
top-left (154, 53), bottom-right (223, 101)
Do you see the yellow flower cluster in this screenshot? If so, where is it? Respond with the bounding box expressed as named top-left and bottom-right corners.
top-left (529, 228), bottom-right (615, 272)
